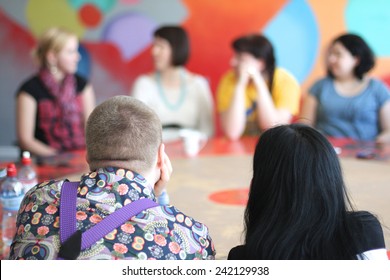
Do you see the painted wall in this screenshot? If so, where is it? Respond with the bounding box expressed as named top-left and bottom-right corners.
top-left (1, 0), bottom-right (390, 146)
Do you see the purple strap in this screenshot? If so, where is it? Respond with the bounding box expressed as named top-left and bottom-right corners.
top-left (81, 198), bottom-right (158, 249)
top-left (60, 181), bottom-right (79, 244)
top-left (60, 181), bottom-right (158, 250)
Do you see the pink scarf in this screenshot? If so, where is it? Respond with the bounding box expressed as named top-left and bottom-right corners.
top-left (38, 68), bottom-right (85, 150)
top-left (39, 68), bottom-right (78, 119)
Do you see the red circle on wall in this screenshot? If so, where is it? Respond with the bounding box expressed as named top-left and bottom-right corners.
top-left (79, 4), bottom-right (102, 28)
top-left (209, 188), bottom-right (249, 206)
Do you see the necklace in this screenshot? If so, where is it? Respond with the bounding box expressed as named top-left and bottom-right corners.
top-left (155, 69), bottom-right (187, 111)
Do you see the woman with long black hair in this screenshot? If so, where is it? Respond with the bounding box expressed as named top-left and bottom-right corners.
top-left (228, 124), bottom-right (387, 259)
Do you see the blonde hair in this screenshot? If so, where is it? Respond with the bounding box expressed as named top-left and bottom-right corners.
top-left (86, 96), bottom-right (162, 173)
top-left (33, 27), bottom-right (77, 68)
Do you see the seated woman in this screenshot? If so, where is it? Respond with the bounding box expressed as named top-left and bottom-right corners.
top-left (228, 124), bottom-right (387, 260)
top-left (217, 34), bottom-right (301, 140)
top-left (131, 25), bottom-right (214, 139)
top-left (300, 33), bottom-right (390, 143)
top-left (16, 27), bottom-right (95, 157)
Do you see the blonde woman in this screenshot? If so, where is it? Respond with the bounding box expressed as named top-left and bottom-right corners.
top-left (16, 27), bottom-right (95, 157)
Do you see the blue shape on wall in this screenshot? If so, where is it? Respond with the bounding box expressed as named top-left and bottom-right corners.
top-left (77, 44), bottom-right (91, 79)
top-left (264, 0), bottom-right (319, 83)
top-left (345, 0), bottom-right (390, 56)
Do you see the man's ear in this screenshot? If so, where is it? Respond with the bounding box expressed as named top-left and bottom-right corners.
top-left (85, 151), bottom-right (90, 164)
top-left (156, 143), bottom-right (165, 169)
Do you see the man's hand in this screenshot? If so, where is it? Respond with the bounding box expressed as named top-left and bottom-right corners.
top-left (154, 145), bottom-right (173, 197)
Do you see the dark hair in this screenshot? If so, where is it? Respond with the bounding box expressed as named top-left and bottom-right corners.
top-left (232, 34), bottom-right (275, 90)
top-left (154, 26), bottom-right (190, 66)
top-left (327, 33), bottom-right (375, 80)
top-left (244, 124), bottom-right (368, 259)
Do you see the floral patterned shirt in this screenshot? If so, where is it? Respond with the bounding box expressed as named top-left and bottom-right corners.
top-left (9, 167), bottom-right (216, 260)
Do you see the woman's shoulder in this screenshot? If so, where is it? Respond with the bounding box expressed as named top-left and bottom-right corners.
top-left (185, 70), bottom-right (210, 86)
top-left (133, 73), bottom-right (155, 86)
top-left (308, 76), bottom-right (333, 95)
top-left (75, 73), bottom-right (89, 83)
top-left (367, 77), bottom-right (390, 92)
top-left (348, 211), bottom-right (385, 250)
top-left (274, 67), bottom-right (294, 78)
top-left (18, 75), bottom-right (40, 89)
top-left (17, 75), bottom-right (43, 98)
top-left (74, 73), bottom-right (89, 93)
top-left (348, 210), bottom-right (380, 224)
top-left (227, 245), bottom-right (247, 260)
top-left (131, 73), bottom-right (158, 99)
top-left (311, 76), bottom-right (332, 86)
top-left (364, 78), bottom-right (390, 104)
top-left (273, 68), bottom-right (301, 92)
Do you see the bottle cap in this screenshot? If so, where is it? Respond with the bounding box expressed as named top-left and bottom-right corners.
top-left (7, 163), bottom-right (17, 177)
top-left (21, 151), bottom-right (32, 165)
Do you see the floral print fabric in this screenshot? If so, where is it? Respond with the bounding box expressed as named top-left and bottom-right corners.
top-left (9, 167), bottom-right (216, 260)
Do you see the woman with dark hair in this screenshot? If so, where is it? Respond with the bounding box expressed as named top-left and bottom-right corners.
top-left (300, 33), bottom-right (390, 143)
top-left (131, 25), bottom-right (214, 139)
top-left (228, 124), bottom-right (387, 260)
top-left (217, 34), bottom-right (301, 140)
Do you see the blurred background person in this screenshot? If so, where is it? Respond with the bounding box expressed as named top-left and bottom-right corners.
top-left (16, 27), bottom-right (95, 157)
top-left (300, 33), bottom-right (390, 144)
top-left (228, 124), bottom-right (387, 259)
top-left (217, 34), bottom-right (301, 140)
top-left (131, 25), bottom-right (214, 140)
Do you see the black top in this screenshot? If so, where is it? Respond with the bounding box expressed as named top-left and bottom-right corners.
top-left (228, 211), bottom-right (385, 260)
top-left (17, 74), bottom-right (87, 101)
top-left (17, 74), bottom-right (88, 150)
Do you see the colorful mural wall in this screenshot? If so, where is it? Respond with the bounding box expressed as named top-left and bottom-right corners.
top-left (1, 0), bottom-right (390, 145)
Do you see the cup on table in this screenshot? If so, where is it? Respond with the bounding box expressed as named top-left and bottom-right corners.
top-left (179, 129), bottom-right (208, 157)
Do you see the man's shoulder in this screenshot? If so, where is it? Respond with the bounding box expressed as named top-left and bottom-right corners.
top-left (151, 205), bottom-right (212, 236)
top-left (25, 179), bottom-right (64, 198)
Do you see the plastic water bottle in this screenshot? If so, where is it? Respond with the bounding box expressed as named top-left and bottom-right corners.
top-left (0, 168), bottom-right (5, 180)
top-left (0, 163), bottom-right (24, 259)
top-left (158, 190), bottom-right (170, 205)
top-left (0, 168), bottom-right (6, 258)
top-left (18, 151), bottom-right (38, 193)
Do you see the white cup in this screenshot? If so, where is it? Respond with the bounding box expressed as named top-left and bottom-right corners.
top-left (179, 129), bottom-right (207, 157)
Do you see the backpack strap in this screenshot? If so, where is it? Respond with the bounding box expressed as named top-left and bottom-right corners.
top-left (59, 181), bottom-right (79, 245)
top-left (58, 181), bottom-right (158, 259)
top-left (81, 198), bottom-right (158, 250)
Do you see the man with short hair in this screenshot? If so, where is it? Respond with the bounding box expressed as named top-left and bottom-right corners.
top-left (9, 96), bottom-right (216, 260)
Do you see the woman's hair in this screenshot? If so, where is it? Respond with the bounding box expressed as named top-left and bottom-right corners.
top-left (33, 27), bottom-right (77, 68)
top-left (327, 33), bottom-right (375, 80)
top-left (244, 124), bottom-right (366, 259)
top-left (154, 25), bottom-right (190, 66)
top-left (232, 34), bottom-right (275, 90)
top-left (86, 96), bottom-right (162, 174)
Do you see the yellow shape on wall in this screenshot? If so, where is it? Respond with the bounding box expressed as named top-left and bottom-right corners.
top-left (26, 0), bottom-right (85, 38)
